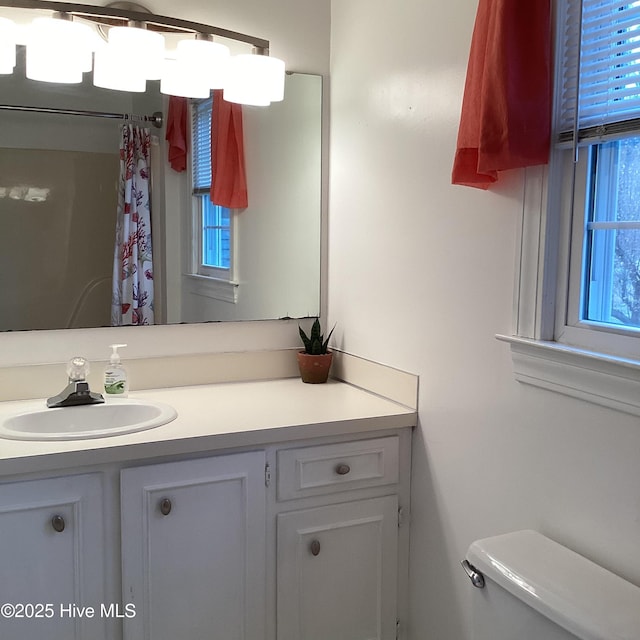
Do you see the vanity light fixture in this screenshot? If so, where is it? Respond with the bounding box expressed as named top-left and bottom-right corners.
top-left (160, 58), bottom-right (210, 99)
top-left (8, 186), bottom-right (26, 200)
top-left (0, 16), bottom-right (16, 74)
top-left (224, 53), bottom-right (286, 106)
top-left (1, 185), bottom-right (50, 202)
top-left (0, 0), bottom-right (286, 105)
top-left (25, 14), bottom-right (97, 84)
top-left (93, 44), bottom-right (147, 92)
top-left (94, 22), bottom-right (164, 92)
top-left (160, 60), bottom-right (211, 99)
top-left (24, 187), bottom-right (50, 202)
top-left (159, 36), bottom-right (230, 99)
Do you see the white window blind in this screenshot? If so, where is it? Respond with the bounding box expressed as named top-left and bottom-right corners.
top-left (192, 97), bottom-right (212, 194)
top-left (559, 0), bottom-right (640, 140)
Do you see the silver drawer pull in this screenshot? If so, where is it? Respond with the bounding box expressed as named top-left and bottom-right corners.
top-left (335, 463), bottom-right (351, 476)
top-left (159, 498), bottom-right (172, 516)
top-left (51, 515), bottom-right (65, 533)
top-left (310, 539), bottom-right (321, 556)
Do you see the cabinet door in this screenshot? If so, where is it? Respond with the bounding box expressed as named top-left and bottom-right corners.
top-left (121, 451), bottom-right (266, 640)
top-left (277, 496), bottom-right (398, 640)
top-left (0, 473), bottom-right (106, 640)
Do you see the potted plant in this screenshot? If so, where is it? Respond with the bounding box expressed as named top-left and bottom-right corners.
top-left (297, 318), bottom-right (335, 384)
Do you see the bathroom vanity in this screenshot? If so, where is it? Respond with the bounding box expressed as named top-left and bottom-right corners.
top-left (0, 378), bottom-right (415, 640)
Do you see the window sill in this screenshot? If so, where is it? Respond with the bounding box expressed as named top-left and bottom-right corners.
top-left (497, 334), bottom-right (640, 417)
top-left (185, 274), bottom-right (238, 304)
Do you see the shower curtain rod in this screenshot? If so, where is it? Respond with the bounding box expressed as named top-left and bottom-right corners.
top-left (0, 104), bottom-right (163, 128)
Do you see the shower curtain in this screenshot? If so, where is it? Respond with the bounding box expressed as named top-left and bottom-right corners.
top-left (111, 124), bottom-right (154, 326)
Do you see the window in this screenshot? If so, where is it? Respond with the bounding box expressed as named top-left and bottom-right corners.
top-left (555, 0), bottom-right (640, 359)
top-left (505, 0), bottom-right (640, 415)
top-left (202, 202), bottom-right (231, 271)
top-left (190, 97), bottom-right (237, 301)
top-left (580, 138), bottom-right (640, 331)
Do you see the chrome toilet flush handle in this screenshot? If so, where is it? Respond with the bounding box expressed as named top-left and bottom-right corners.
top-left (461, 559), bottom-right (485, 588)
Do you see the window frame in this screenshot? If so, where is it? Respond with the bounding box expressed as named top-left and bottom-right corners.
top-left (503, 150), bottom-right (640, 418)
top-left (187, 97), bottom-right (239, 304)
top-left (192, 195), bottom-right (236, 281)
top-left (561, 140), bottom-right (640, 356)
top-left (553, 142), bottom-right (640, 357)
top-left (502, 0), bottom-right (640, 415)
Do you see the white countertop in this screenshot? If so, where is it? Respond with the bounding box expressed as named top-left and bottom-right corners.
top-left (0, 378), bottom-right (416, 477)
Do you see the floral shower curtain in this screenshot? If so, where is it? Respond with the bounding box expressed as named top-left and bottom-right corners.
top-left (111, 124), bottom-right (154, 326)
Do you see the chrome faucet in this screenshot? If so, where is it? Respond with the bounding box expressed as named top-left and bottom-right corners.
top-left (46, 357), bottom-right (105, 408)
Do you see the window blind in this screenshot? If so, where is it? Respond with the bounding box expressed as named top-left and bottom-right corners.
top-left (192, 97), bottom-right (212, 194)
top-left (559, 0), bottom-right (640, 142)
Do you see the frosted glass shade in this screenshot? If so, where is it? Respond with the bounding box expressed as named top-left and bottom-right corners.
top-left (223, 54), bottom-right (285, 106)
top-left (0, 18), bottom-right (16, 75)
top-left (176, 39), bottom-right (230, 89)
top-left (107, 26), bottom-right (165, 80)
top-left (160, 58), bottom-right (210, 99)
top-left (25, 17), bottom-right (95, 83)
top-left (93, 47), bottom-right (147, 92)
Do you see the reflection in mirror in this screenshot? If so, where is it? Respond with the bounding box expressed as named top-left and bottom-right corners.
top-left (0, 30), bottom-right (321, 332)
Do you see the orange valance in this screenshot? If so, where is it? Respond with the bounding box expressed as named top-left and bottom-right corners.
top-left (165, 95), bottom-right (188, 173)
top-left (452, 0), bottom-right (552, 189)
top-left (210, 90), bottom-right (248, 208)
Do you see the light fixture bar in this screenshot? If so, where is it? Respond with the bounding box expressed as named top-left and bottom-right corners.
top-left (0, 0), bottom-right (271, 53)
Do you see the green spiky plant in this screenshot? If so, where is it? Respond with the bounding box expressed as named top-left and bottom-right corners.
top-left (299, 318), bottom-right (335, 355)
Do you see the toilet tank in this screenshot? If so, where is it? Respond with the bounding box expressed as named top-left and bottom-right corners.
top-left (464, 530), bottom-right (640, 640)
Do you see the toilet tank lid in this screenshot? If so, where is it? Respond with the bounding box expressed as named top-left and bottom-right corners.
top-left (466, 530), bottom-right (640, 640)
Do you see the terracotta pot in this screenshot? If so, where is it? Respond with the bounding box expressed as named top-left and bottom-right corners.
top-left (296, 351), bottom-right (333, 384)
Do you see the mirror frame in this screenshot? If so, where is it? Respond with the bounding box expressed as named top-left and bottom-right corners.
top-left (0, 1), bottom-right (329, 367)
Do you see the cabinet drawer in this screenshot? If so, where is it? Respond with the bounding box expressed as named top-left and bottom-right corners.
top-left (277, 436), bottom-right (399, 501)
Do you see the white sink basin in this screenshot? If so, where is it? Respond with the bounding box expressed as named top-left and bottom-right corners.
top-left (0, 399), bottom-right (177, 441)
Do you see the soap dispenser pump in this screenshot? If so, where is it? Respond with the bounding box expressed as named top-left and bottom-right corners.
top-left (104, 343), bottom-right (129, 397)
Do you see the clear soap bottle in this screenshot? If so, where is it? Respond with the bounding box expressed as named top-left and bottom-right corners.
top-left (104, 343), bottom-right (129, 397)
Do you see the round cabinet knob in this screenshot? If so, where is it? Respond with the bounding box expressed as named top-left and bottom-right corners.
top-left (335, 463), bottom-right (351, 476)
top-left (310, 539), bottom-right (321, 556)
top-left (159, 498), bottom-right (172, 516)
top-left (51, 515), bottom-right (65, 533)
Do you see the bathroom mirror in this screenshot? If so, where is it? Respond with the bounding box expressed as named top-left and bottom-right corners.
top-left (0, 32), bottom-right (322, 332)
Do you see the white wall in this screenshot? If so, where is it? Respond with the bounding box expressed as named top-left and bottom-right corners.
top-left (328, 1), bottom-right (640, 639)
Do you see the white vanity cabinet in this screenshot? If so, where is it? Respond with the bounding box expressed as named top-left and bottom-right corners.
top-left (0, 473), bottom-right (107, 640)
top-left (120, 451), bottom-right (267, 640)
top-left (0, 428), bottom-right (411, 640)
top-left (0, 371), bottom-right (415, 640)
top-left (277, 497), bottom-right (399, 640)
top-left (274, 435), bottom-right (408, 640)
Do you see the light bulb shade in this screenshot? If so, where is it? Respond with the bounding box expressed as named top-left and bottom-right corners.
top-left (0, 17), bottom-right (16, 74)
top-left (160, 58), bottom-right (210, 99)
top-left (223, 54), bottom-right (285, 106)
top-left (176, 39), bottom-right (230, 89)
top-left (93, 46), bottom-right (147, 92)
top-left (25, 17), bottom-right (95, 83)
top-left (107, 26), bottom-right (165, 80)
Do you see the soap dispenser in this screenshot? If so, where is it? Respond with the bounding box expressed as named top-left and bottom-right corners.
top-left (104, 344), bottom-right (129, 397)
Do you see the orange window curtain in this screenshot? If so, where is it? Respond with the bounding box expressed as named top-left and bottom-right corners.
top-left (451, 0), bottom-right (552, 190)
top-left (210, 89), bottom-right (248, 208)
